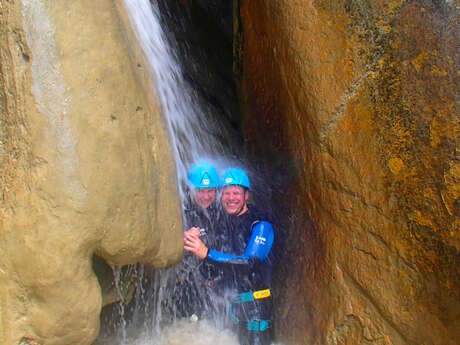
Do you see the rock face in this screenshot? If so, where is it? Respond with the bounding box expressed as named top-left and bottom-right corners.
top-left (237, 1), bottom-right (459, 344)
top-left (0, 1), bottom-right (183, 344)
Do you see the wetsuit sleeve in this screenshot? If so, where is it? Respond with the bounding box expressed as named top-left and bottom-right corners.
top-left (206, 221), bottom-right (274, 264)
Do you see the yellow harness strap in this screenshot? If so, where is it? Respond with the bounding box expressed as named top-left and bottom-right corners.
top-left (253, 289), bottom-right (271, 300)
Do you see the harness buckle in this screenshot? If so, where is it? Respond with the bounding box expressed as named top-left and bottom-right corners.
top-left (229, 305), bottom-right (271, 332)
top-left (235, 291), bottom-right (254, 303)
top-left (253, 289), bottom-right (270, 299)
top-left (234, 289), bottom-right (271, 303)
top-left (247, 319), bottom-right (270, 332)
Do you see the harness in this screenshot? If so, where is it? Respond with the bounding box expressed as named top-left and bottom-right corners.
top-left (229, 288), bottom-right (272, 332)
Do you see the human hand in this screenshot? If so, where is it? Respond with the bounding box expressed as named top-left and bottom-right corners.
top-left (184, 231), bottom-right (208, 260)
top-left (185, 227), bottom-right (200, 239)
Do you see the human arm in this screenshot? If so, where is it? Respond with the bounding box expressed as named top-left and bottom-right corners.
top-left (206, 221), bottom-right (274, 264)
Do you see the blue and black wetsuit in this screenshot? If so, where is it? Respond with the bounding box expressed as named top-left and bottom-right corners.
top-left (206, 205), bottom-right (275, 345)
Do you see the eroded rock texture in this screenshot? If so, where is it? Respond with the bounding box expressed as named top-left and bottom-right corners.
top-left (0, 1), bottom-right (183, 344)
top-left (237, 1), bottom-right (459, 344)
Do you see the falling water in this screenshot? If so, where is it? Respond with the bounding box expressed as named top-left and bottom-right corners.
top-left (97, 0), bottom-right (242, 344)
top-left (120, 0), bottom-right (237, 200)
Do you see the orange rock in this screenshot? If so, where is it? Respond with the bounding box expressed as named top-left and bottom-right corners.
top-left (237, 1), bottom-right (459, 344)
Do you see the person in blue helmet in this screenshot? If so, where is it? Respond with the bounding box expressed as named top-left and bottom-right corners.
top-left (174, 160), bottom-right (224, 320)
top-left (184, 167), bottom-right (275, 345)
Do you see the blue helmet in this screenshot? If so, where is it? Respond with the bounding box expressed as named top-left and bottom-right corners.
top-left (220, 167), bottom-right (250, 190)
top-left (187, 161), bottom-right (219, 189)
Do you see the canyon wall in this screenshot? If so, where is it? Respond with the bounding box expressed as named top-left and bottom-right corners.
top-left (237, 1), bottom-right (459, 344)
top-left (0, 1), bottom-right (183, 344)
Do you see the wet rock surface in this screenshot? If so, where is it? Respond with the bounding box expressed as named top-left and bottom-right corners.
top-left (237, 1), bottom-right (459, 344)
top-left (0, 1), bottom-right (183, 344)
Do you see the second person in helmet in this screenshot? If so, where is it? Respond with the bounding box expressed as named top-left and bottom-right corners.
top-left (172, 160), bottom-right (222, 319)
top-left (187, 160), bottom-right (219, 210)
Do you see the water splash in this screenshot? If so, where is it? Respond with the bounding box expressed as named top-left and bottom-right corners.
top-left (99, 318), bottom-right (239, 345)
top-left (131, 319), bottom-right (239, 345)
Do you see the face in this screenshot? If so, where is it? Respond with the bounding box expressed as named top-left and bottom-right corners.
top-left (221, 185), bottom-right (249, 216)
top-left (194, 188), bottom-right (216, 209)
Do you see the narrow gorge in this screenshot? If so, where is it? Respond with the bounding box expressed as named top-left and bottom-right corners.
top-left (0, 1), bottom-right (458, 345)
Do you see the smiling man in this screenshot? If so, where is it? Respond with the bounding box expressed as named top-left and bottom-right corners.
top-left (221, 183), bottom-right (248, 216)
top-left (184, 167), bottom-right (275, 345)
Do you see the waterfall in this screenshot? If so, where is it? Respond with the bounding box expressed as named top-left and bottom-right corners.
top-left (96, 1), bottom-right (242, 344)
top-left (120, 0), bottom-right (236, 201)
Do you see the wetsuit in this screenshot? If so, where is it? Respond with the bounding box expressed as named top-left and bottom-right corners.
top-left (206, 205), bottom-right (274, 345)
top-left (174, 202), bottom-right (222, 319)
